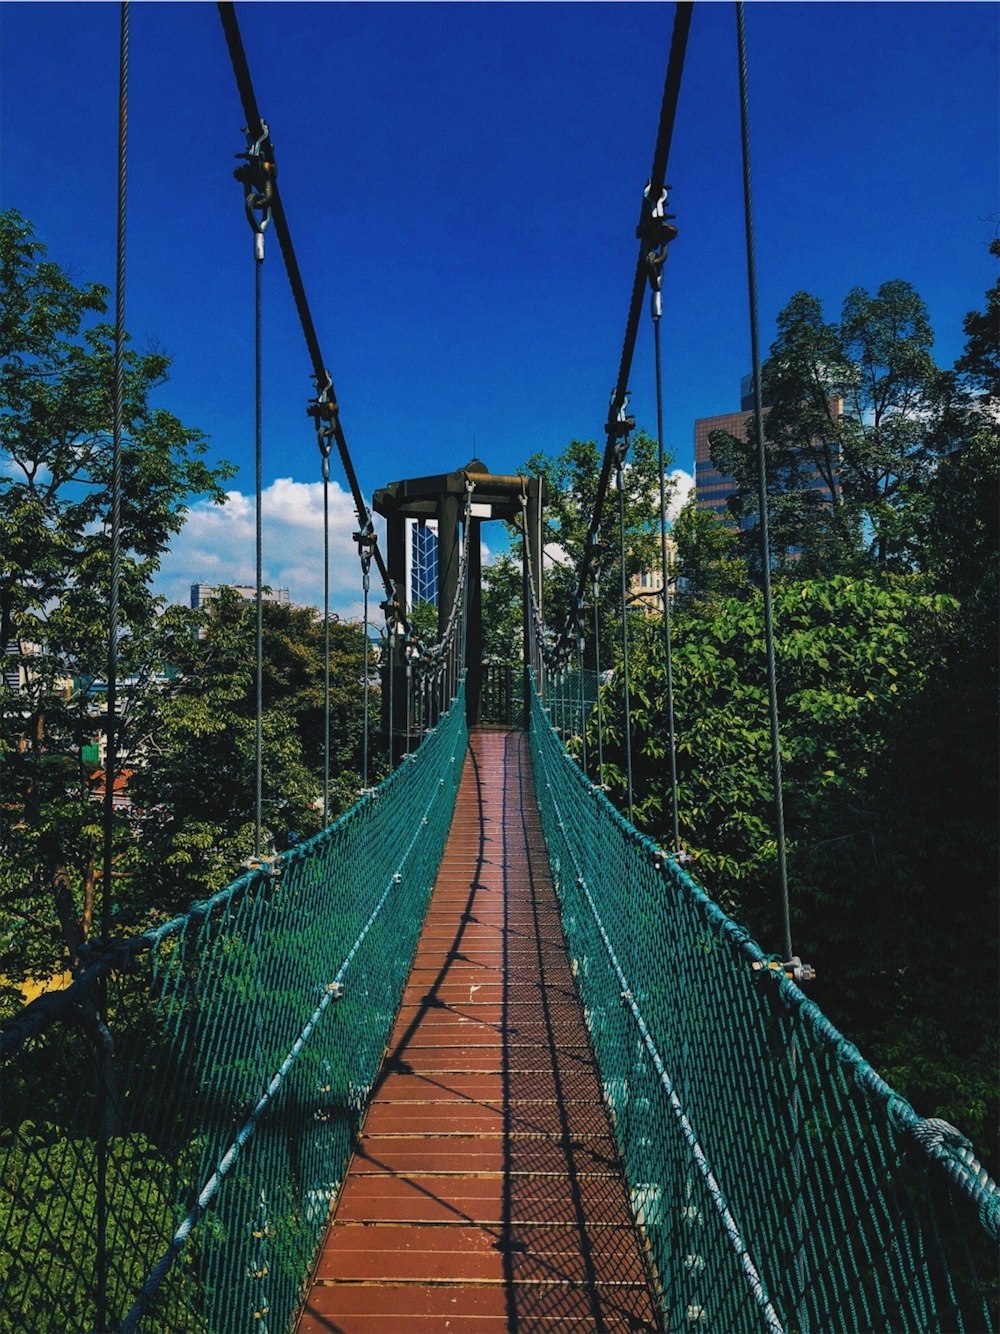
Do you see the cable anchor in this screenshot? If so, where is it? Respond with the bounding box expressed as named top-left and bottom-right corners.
top-left (354, 521), bottom-right (376, 589)
top-left (639, 180), bottom-right (678, 319)
top-left (308, 374), bottom-right (339, 481)
top-left (606, 394), bottom-right (634, 478)
top-left (234, 122), bottom-right (275, 261)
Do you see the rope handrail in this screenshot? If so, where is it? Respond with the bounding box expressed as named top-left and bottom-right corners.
top-left (527, 676), bottom-right (1000, 1331)
top-left (1, 690), bottom-right (469, 1333)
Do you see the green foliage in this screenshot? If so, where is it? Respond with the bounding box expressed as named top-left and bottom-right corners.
top-left (130, 594), bottom-right (381, 911)
top-left (0, 210), bottom-right (232, 987)
top-left (515, 433), bottom-right (674, 665)
top-left (710, 280), bottom-right (946, 574)
top-left (670, 497), bottom-right (747, 607)
top-left (0, 1121), bottom-right (208, 1334)
top-left (602, 567), bottom-right (997, 1147)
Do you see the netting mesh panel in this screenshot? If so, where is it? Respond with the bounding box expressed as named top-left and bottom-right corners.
top-left (529, 686), bottom-right (999, 1334)
top-left (0, 685), bottom-right (467, 1334)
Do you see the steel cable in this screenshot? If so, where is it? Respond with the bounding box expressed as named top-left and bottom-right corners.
top-left (323, 471), bottom-right (330, 825)
top-left (652, 308), bottom-right (681, 853)
top-left (558, 1), bottom-right (693, 659)
top-left (216, 1), bottom-right (393, 599)
top-left (97, 8), bottom-right (129, 1326)
top-left (615, 457), bottom-right (635, 820)
top-left (735, 1), bottom-right (791, 959)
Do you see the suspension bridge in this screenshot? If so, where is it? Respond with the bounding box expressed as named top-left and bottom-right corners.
top-left (1, 4), bottom-right (998, 1333)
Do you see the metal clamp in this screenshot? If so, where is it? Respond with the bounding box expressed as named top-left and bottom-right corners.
top-left (752, 956), bottom-right (816, 984)
top-left (605, 392), bottom-right (635, 449)
top-left (308, 375), bottom-right (339, 478)
top-left (639, 180), bottom-right (678, 315)
top-left (234, 122), bottom-right (275, 258)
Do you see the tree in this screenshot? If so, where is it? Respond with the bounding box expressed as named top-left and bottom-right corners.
top-left (608, 574), bottom-right (997, 1145)
top-left (670, 496), bottom-right (747, 608)
top-left (0, 210), bottom-right (231, 985)
top-left (711, 281), bottom-right (945, 574)
top-left (129, 594), bottom-right (381, 912)
top-left (512, 433), bottom-right (674, 667)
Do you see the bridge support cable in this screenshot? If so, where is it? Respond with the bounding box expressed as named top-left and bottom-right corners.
top-left (216, 2), bottom-right (394, 603)
top-left (355, 523), bottom-right (375, 789)
top-left (614, 440), bottom-right (636, 821)
top-left (735, 1), bottom-right (792, 961)
top-left (645, 188), bottom-right (682, 854)
top-left (233, 118), bottom-right (274, 855)
top-left (592, 562), bottom-right (606, 789)
top-left (97, 9), bottom-right (130, 1328)
top-left (559, 1), bottom-right (693, 661)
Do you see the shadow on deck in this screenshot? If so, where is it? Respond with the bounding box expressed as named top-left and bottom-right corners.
top-left (296, 728), bottom-right (662, 1333)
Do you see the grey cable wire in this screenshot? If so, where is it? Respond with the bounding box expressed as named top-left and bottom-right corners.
top-left (323, 470), bottom-right (330, 825)
top-left (103, 0), bottom-right (128, 940)
top-left (98, 13), bottom-right (128, 1327)
top-left (362, 560), bottom-right (370, 788)
top-left (652, 309), bottom-right (681, 854)
top-left (593, 571), bottom-right (605, 789)
top-left (254, 244), bottom-right (264, 858)
top-left (616, 457), bottom-right (635, 821)
top-left (736, 0), bottom-right (792, 960)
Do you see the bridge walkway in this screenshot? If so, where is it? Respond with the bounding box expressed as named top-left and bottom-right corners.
top-left (296, 727), bottom-right (662, 1332)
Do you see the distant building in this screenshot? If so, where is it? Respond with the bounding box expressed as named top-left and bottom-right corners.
top-left (190, 582), bottom-right (290, 610)
top-left (407, 519), bottom-right (439, 607)
top-left (628, 536), bottom-right (678, 614)
top-left (694, 377), bottom-right (758, 524)
top-left (694, 375), bottom-right (841, 525)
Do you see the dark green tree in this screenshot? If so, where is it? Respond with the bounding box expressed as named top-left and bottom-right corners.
top-left (711, 281), bottom-right (945, 574)
top-left (130, 593), bottom-right (381, 910)
top-left (516, 433), bottom-right (673, 666)
top-left (670, 496), bottom-right (747, 608)
top-left (0, 210), bottom-right (231, 985)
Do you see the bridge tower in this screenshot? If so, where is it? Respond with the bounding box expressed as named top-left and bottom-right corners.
top-left (373, 460), bottom-right (543, 739)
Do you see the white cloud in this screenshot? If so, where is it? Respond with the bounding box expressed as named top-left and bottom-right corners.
top-left (154, 478), bottom-right (385, 620)
top-left (667, 468), bottom-right (695, 523)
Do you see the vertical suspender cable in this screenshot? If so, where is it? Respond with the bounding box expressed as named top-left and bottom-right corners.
top-left (577, 621), bottom-right (587, 776)
top-left (103, 6), bottom-right (128, 942)
top-left (736, 1), bottom-right (792, 960)
top-left (593, 571), bottom-right (605, 789)
top-left (253, 243), bottom-right (264, 858)
top-left (97, 9), bottom-right (128, 1330)
top-left (322, 468), bottom-right (330, 824)
top-left (234, 123), bottom-right (273, 857)
top-left (362, 556), bottom-right (370, 788)
top-left (615, 457), bottom-right (635, 821)
top-left (652, 310), bottom-right (681, 854)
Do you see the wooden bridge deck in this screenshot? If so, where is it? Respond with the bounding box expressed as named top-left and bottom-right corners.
top-left (296, 728), bottom-right (661, 1333)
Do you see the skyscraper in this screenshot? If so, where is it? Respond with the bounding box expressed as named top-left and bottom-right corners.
top-left (694, 376), bottom-right (757, 523)
top-left (694, 375), bottom-right (841, 526)
top-left (408, 519), bottom-right (439, 606)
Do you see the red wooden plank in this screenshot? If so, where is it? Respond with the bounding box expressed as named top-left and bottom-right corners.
top-left (295, 729), bottom-right (661, 1334)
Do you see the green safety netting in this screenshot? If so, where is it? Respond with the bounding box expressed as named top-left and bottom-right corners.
top-left (0, 684), bottom-right (467, 1334)
top-left (528, 682), bottom-right (999, 1334)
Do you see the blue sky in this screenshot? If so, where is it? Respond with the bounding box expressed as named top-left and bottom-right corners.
top-left (2, 2), bottom-right (997, 613)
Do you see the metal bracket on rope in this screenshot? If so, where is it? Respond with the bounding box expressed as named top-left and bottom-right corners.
top-left (639, 179), bottom-right (678, 319)
top-left (606, 392), bottom-right (635, 453)
top-left (353, 521), bottom-right (376, 588)
top-left (308, 374), bottom-right (339, 482)
top-left (751, 956), bottom-right (817, 985)
top-left (234, 123), bottom-right (275, 261)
